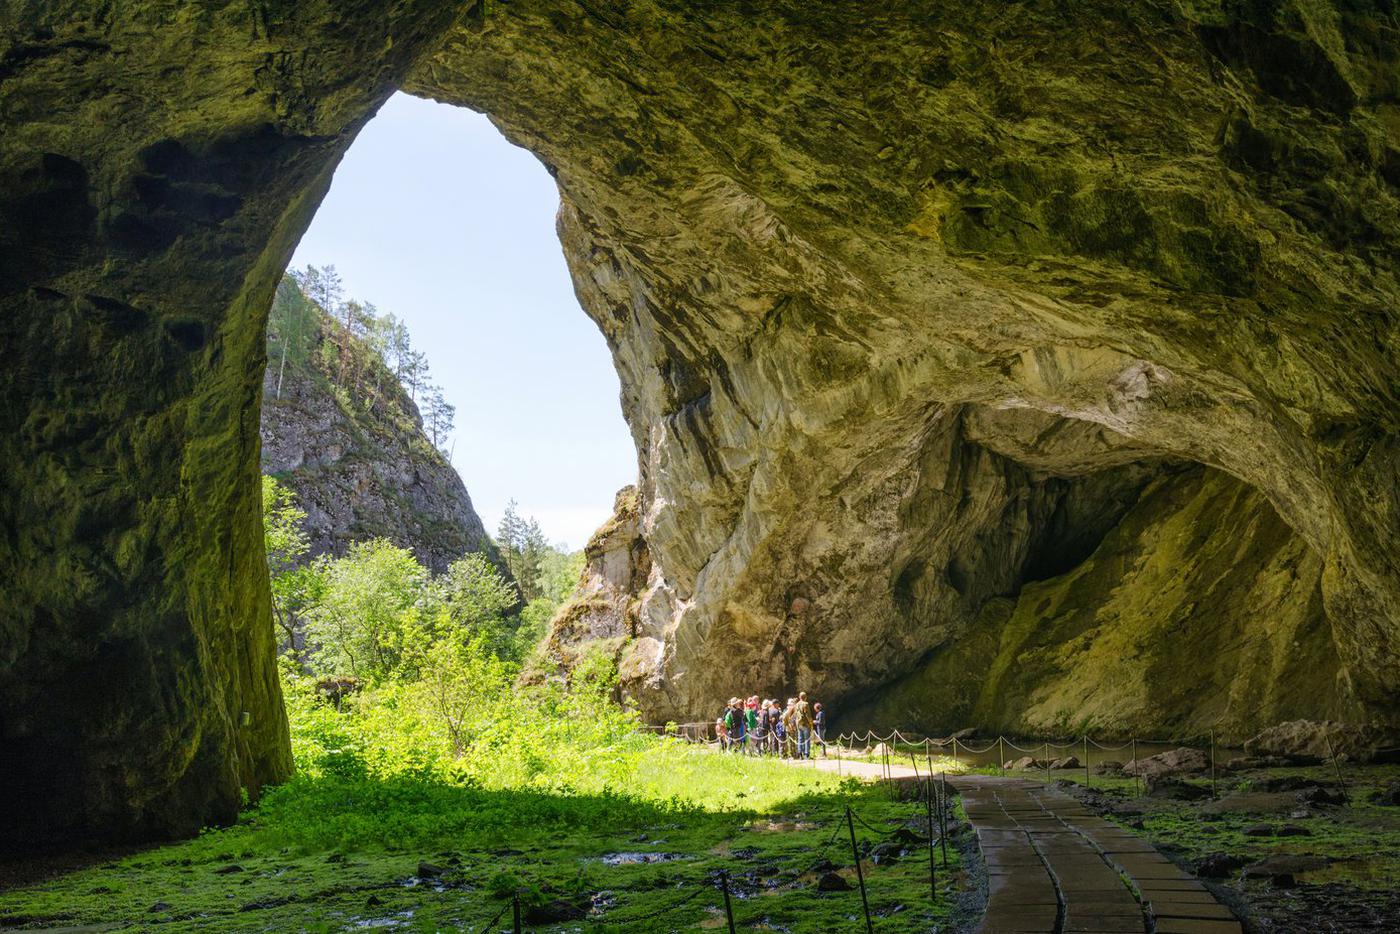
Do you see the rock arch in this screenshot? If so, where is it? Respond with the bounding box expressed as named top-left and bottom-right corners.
top-left (1, 1), bottom-right (1396, 845)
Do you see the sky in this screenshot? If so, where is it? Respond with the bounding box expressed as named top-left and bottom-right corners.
top-left (290, 93), bottom-right (636, 551)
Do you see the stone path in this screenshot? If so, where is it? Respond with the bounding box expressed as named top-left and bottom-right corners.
top-left (799, 757), bottom-right (1242, 934)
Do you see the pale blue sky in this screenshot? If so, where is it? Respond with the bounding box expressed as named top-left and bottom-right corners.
top-left (291, 93), bottom-right (636, 550)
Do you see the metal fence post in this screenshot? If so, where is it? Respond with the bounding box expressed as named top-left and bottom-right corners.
top-left (1132, 738), bottom-right (1140, 797)
top-left (925, 777), bottom-right (938, 905)
top-left (1209, 731), bottom-right (1216, 799)
top-left (846, 806), bottom-right (874, 933)
top-left (720, 869), bottom-right (736, 934)
top-left (1324, 734), bottom-right (1350, 802)
top-left (512, 893), bottom-right (521, 934)
top-left (1083, 735), bottom-right (1090, 787)
top-left (998, 736), bottom-right (1005, 775)
top-left (939, 771), bottom-right (949, 867)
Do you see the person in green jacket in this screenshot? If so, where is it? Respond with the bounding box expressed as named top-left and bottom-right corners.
top-left (744, 697), bottom-right (759, 756)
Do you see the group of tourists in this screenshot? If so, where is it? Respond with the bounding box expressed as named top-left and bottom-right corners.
top-left (716, 692), bottom-right (826, 759)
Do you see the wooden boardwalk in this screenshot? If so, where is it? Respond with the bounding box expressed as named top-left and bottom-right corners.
top-left (801, 758), bottom-right (1242, 934)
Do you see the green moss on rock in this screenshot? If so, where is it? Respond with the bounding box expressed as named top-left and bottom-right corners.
top-left (848, 468), bottom-right (1351, 743)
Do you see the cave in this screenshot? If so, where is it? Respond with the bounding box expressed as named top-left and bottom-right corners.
top-left (1, 1), bottom-right (1397, 849)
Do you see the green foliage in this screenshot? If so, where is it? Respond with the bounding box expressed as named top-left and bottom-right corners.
top-left (496, 499), bottom-right (551, 601)
top-left (262, 475), bottom-right (310, 573)
top-left (0, 725), bottom-right (961, 933)
top-left (261, 476), bottom-right (321, 655)
top-left (432, 551), bottom-right (520, 658)
top-left (303, 539), bottom-right (428, 682)
top-left (282, 634), bottom-right (646, 792)
top-left (538, 546), bottom-right (586, 603)
top-left (279, 266), bottom-right (453, 453)
top-left (266, 277), bottom-right (320, 396)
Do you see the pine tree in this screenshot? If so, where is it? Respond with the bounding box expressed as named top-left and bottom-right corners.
top-left (424, 386), bottom-right (455, 452)
top-left (496, 501), bottom-right (545, 600)
top-left (403, 349), bottom-right (429, 402)
top-left (339, 298), bottom-right (363, 388)
top-left (268, 277), bottom-right (318, 399)
top-left (293, 264), bottom-right (344, 318)
top-left (388, 317), bottom-right (412, 379)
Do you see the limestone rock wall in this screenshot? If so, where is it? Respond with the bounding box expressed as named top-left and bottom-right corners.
top-left (531, 486), bottom-right (651, 686)
top-left (844, 467), bottom-right (1349, 744)
top-left (2, 0), bottom-right (1399, 844)
top-left (0, 0), bottom-right (462, 847)
top-left (415, 0), bottom-right (1399, 726)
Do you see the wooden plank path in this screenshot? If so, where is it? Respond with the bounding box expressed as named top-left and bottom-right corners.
top-left (799, 757), bottom-right (1242, 934)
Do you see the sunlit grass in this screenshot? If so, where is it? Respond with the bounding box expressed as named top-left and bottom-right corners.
top-left (0, 750), bottom-right (966, 933)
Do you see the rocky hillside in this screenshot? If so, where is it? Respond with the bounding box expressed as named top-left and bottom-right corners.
top-left (260, 276), bottom-right (491, 572)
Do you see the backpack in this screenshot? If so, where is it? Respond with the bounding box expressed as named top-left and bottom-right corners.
top-left (725, 707), bottom-right (743, 737)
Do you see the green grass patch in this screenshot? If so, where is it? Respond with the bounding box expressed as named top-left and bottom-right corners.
top-left (0, 750), bottom-right (966, 933)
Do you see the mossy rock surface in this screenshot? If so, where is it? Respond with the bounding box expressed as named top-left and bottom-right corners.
top-left (3, 0), bottom-right (1400, 844)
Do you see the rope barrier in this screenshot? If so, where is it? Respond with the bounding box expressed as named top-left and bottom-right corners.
top-left (956, 739), bottom-right (1000, 754)
top-left (602, 881), bottom-right (711, 924)
top-left (1000, 737), bottom-right (1042, 754)
top-left (756, 726), bottom-right (1222, 761)
top-left (817, 814), bottom-right (846, 856)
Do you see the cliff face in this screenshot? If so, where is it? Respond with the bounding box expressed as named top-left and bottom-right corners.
top-left (532, 486), bottom-right (649, 685)
top-left (2, 0), bottom-right (1398, 844)
top-left (260, 282), bottom-right (491, 573)
top-left (413, 1), bottom-right (1400, 733)
top-left (843, 465), bottom-right (1343, 743)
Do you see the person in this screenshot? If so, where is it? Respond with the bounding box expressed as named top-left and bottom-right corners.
top-left (782, 698), bottom-right (798, 759)
top-left (752, 698), bottom-right (769, 753)
top-left (793, 691), bottom-right (814, 759)
top-left (724, 697), bottom-right (746, 752)
top-left (772, 697), bottom-right (784, 756)
top-left (813, 702), bottom-right (826, 751)
top-left (745, 697), bottom-right (760, 756)
top-left (715, 714), bottom-right (728, 750)
top-left (773, 699), bottom-right (789, 758)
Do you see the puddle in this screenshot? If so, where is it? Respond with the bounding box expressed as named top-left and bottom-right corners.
top-left (594, 852), bottom-right (689, 866)
top-left (588, 891), bottom-right (617, 917)
top-left (352, 909), bottom-right (415, 929)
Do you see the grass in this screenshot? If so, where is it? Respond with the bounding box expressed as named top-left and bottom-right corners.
top-left (1122, 765), bottom-right (1400, 891)
top-left (0, 745), bottom-right (967, 933)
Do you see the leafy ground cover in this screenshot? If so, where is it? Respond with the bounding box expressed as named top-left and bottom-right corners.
top-left (0, 748), bottom-right (967, 933)
top-left (1, 656), bottom-right (972, 933)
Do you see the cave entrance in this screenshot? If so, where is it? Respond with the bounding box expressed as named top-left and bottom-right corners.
top-left (4, 4), bottom-right (1395, 852)
top-left (262, 90), bottom-right (639, 695)
top-left (278, 91), bottom-right (636, 562)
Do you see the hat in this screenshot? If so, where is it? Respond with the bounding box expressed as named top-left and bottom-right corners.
top-left (729, 697), bottom-right (740, 706)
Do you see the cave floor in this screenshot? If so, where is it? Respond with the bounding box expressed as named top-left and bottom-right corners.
top-left (804, 755), bottom-right (1400, 932)
top-left (4, 760), bottom-right (1398, 932)
top-left (0, 771), bottom-right (969, 933)
top-left (802, 757), bottom-right (1236, 933)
